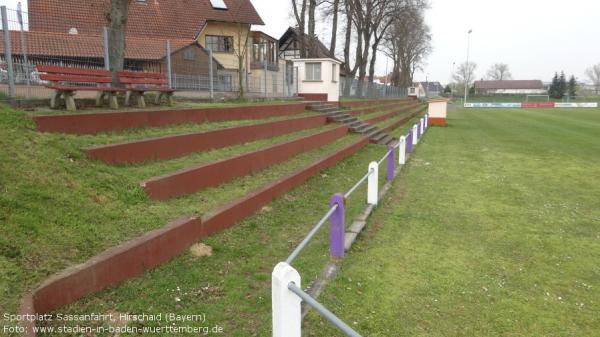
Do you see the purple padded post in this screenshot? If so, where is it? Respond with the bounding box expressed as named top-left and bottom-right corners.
top-left (329, 193), bottom-right (345, 258)
top-left (387, 145), bottom-right (395, 181)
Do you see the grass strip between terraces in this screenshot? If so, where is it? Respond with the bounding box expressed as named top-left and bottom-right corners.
top-left (40, 111), bottom-right (319, 144)
top-left (374, 106), bottom-right (426, 130)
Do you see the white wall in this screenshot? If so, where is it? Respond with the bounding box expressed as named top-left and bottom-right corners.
top-left (293, 58), bottom-right (341, 102)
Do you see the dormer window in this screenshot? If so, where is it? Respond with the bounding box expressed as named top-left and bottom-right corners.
top-left (210, 0), bottom-right (228, 10)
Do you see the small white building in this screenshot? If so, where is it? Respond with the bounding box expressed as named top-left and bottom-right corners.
top-left (408, 83), bottom-right (427, 98)
top-left (292, 58), bottom-right (342, 102)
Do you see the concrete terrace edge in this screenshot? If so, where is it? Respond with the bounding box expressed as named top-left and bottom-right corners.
top-left (33, 102), bottom-right (308, 134)
top-left (86, 115), bottom-right (328, 164)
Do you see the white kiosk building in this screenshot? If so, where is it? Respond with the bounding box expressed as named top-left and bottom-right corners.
top-left (292, 58), bottom-right (342, 102)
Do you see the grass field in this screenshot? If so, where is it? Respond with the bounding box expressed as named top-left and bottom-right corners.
top-left (305, 106), bottom-right (600, 336)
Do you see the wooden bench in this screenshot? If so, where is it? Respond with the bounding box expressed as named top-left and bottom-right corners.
top-left (37, 66), bottom-right (176, 111)
top-left (37, 65), bottom-right (127, 111)
top-left (118, 71), bottom-right (175, 108)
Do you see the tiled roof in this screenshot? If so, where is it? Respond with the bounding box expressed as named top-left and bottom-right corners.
top-left (474, 80), bottom-right (544, 90)
top-left (279, 27), bottom-right (341, 62)
top-left (0, 31), bottom-right (195, 60)
top-left (28, 0), bottom-right (264, 39)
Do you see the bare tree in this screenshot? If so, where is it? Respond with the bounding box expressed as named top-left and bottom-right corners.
top-left (486, 63), bottom-right (512, 81)
top-left (342, 0), bottom-right (363, 96)
top-left (230, 0), bottom-right (251, 98)
top-left (291, 0), bottom-right (308, 57)
top-left (106, 0), bottom-right (131, 86)
top-left (452, 61), bottom-right (477, 94)
top-left (382, 4), bottom-right (431, 88)
top-left (585, 64), bottom-right (600, 94)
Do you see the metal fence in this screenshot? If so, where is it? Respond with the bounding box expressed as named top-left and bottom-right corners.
top-left (272, 115), bottom-right (430, 337)
top-left (341, 78), bottom-right (408, 99)
top-left (0, 4), bottom-right (297, 104)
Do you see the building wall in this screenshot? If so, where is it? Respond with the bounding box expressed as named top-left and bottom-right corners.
top-left (478, 89), bottom-right (547, 95)
top-left (170, 45), bottom-right (220, 77)
top-left (197, 21), bottom-right (250, 71)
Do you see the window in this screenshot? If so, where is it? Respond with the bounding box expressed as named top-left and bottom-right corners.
top-left (209, 0), bottom-right (228, 9)
top-left (332, 64), bottom-right (338, 82)
top-left (183, 48), bottom-right (195, 61)
top-left (206, 35), bottom-right (233, 53)
top-left (305, 62), bottom-right (321, 81)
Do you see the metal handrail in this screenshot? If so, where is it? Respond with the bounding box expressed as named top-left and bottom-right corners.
top-left (286, 204), bottom-right (339, 265)
top-left (288, 282), bottom-right (363, 337)
top-left (344, 168), bottom-right (374, 199)
top-left (377, 148), bottom-right (393, 166)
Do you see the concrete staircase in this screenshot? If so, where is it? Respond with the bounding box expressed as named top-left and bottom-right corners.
top-left (307, 102), bottom-right (394, 145)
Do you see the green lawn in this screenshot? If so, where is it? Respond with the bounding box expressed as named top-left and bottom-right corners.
top-left (305, 107), bottom-right (600, 336)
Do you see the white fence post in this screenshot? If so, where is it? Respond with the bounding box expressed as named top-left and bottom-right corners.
top-left (398, 136), bottom-right (406, 165)
top-left (424, 114), bottom-right (429, 129)
top-left (272, 262), bottom-right (301, 337)
top-left (412, 125), bottom-right (419, 145)
top-left (367, 162), bottom-right (379, 206)
top-left (420, 118), bottom-right (425, 135)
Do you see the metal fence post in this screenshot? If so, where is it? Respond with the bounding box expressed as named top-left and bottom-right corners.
top-left (330, 193), bottom-right (345, 258)
top-left (412, 125), bottom-right (419, 145)
top-left (208, 49), bottom-right (214, 99)
top-left (1, 6), bottom-right (16, 100)
top-left (103, 27), bottom-right (110, 70)
top-left (272, 262), bottom-right (301, 337)
top-left (264, 60), bottom-right (268, 98)
top-left (166, 40), bottom-right (172, 89)
top-left (398, 136), bottom-right (406, 165)
top-left (367, 162), bottom-right (379, 206)
top-left (387, 145), bottom-right (395, 181)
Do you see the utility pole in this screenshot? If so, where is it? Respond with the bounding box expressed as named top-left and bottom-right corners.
top-left (464, 29), bottom-right (473, 104)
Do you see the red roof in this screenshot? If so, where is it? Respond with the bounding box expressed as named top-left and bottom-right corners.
top-left (28, 0), bottom-right (264, 39)
top-left (474, 80), bottom-right (544, 90)
top-left (0, 31), bottom-right (195, 60)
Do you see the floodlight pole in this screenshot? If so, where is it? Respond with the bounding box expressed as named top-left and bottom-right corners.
top-left (464, 29), bottom-right (472, 104)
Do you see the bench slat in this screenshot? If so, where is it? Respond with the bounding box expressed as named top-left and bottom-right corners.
top-left (48, 85), bottom-right (128, 92)
top-left (37, 65), bottom-right (111, 77)
top-left (120, 78), bottom-right (168, 85)
top-left (40, 74), bottom-right (113, 83)
top-left (117, 70), bottom-right (165, 79)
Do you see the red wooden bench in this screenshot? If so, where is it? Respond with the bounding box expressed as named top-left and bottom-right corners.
top-left (118, 71), bottom-right (175, 108)
top-left (37, 65), bottom-right (126, 111)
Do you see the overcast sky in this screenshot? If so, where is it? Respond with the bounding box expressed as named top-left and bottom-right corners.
top-left (2, 0), bottom-right (599, 84)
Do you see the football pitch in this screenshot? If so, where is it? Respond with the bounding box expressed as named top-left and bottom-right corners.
top-left (305, 106), bottom-right (600, 336)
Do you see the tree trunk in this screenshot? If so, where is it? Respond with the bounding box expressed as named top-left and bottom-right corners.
top-left (107, 0), bottom-right (131, 87)
top-left (329, 0), bottom-right (339, 55)
top-left (356, 29), bottom-right (371, 97)
top-left (307, 0), bottom-right (317, 57)
top-left (292, 0), bottom-right (308, 58)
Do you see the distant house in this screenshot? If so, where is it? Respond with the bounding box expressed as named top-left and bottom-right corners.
top-left (0, 31), bottom-right (223, 81)
top-left (474, 80), bottom-right (546, 95)
top-left (278, 27), bottom-right (338, 61)
top-left (414, 81), bottom-right (444, 96)
top-left (27, 0), bottom-right (264, 77)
